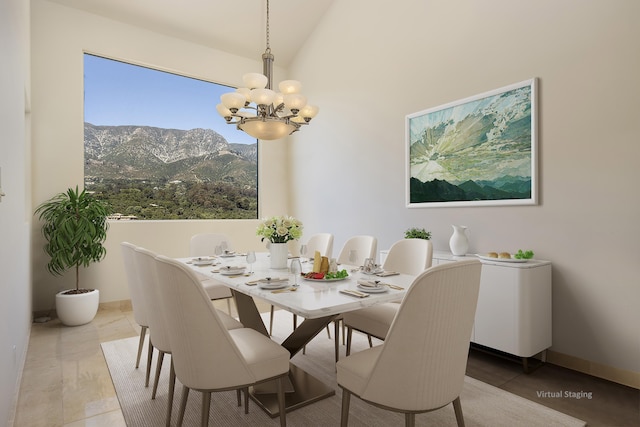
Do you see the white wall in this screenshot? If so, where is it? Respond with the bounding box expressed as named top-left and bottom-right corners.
top-left (30, 1), bottom-right (293, 310)
top-left (288, 0), bottom-right (640, 381)
top-left (0, 0), bottom-right (32, 424)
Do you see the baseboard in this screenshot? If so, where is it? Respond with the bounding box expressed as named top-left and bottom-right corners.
top-left (547, 350), bottom-right (639, 389)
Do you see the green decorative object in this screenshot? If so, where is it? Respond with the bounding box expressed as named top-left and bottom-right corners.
top-left (404, 227), bottom-right (432, 240)
top-left (35, 186), bottom-right (111, 292)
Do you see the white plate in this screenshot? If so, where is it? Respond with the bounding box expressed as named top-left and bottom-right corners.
top-left (475, 254), bottom-right (528, 263)
top-left (219, 252), bottom-right (237, 258)
top-left (357, 284), bottom-right (388, 293)
top-left (362, 268), bottom-right (384, 275)
top-left (192, 257), bottom-right (215, 266)
top-left (258, 281), bottom-right (289, 290)
top-left (219, 267), bottom-right (246, 275)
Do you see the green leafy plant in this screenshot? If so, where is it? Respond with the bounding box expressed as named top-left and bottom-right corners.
top-left (404, 227), bottom-right (432, 240)
top-left (35, 186), bottom-right (111, 292)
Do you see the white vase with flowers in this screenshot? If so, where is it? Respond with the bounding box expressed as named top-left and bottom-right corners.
top-left (256, 216), bottom-right (303, 269)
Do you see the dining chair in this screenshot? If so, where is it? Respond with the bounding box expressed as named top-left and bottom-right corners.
top-left (330, 235), bottom-right (378, 361)
top-left (343, 238), bottom-right (433, 356)
top-left (190, 233), bottom-right (234, 314)
top-left (336, 259), bottom-right (482, 427)
top-left (120, 242), bottom-right (152, 384)
top-left (153, 255), bottom-right (290, 427)
top-left (269, 232), bottom-right (335, 336)
top-left (134, 246), bottom-right (244, 426)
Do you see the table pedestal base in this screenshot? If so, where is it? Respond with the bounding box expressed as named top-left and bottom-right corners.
top-left (250, 363), bottom-right (335, 417)
top-left (232, 290), bottom-right (338, 416)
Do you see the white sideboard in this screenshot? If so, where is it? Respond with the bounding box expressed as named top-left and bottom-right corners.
top-left (380, 249), bottom-right (552, 369)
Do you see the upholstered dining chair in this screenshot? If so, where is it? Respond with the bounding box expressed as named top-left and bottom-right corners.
top-left (190, 233), bottom-right (234, 314)
top-left (120, 242), bottom-right (152, 383)
top-left (269, 232), bottom-right (335, 335)
top-left (153, 255), bottom-right (290, 427)
top-left (336, 259), bottom-right (482, 427)
top-left (330, 235), bottom-right (378, 361)
top-left (134, 246), bottom-right (244, 426)
top-left (343, 238), bottom-right (433, 355)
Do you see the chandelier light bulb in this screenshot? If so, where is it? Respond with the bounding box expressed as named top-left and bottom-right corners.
top-left (242, 73), bottom-right (268, 89)
top-left (278, 80), bottom-right (302, 94)
top-left (283, 93), bottom-right (307, 113)
top-left (250, 88), bottom-right (276, 106)
top-left (220, 92), bottom-right (246, 112)
top-left (235, 87), bottom-right (251, 103)
top-left (300, 104), bottom-right (319, 120)
top-left (216, 103), bottom-right (232, 119)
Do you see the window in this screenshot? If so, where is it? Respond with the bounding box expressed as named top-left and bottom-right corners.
top-left (83, 53), bottom-right (258, 220)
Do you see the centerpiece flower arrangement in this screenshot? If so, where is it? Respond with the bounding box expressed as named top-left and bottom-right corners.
top-left (256, 215), bottom-right (303, 243)
top-left (257, 216), bottom-right (303, 268)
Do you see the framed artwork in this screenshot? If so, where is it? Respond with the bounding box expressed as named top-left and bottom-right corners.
top-left (406, 78), bottom-right (537, 207)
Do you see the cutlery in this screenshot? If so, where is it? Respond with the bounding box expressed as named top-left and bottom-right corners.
top-left (271, 287), bottom-right (297, 294)
top-left (228, 273), bottom-right (251, 278)
top-left (340, 289), bottom-right (369, 298)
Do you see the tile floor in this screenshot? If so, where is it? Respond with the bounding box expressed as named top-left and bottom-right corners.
top-left (13, 302), bottom-right (640, 426)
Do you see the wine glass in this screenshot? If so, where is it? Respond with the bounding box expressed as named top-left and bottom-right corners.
top-left (348, 249), bottom-right (358, 265)
top-left (214, 245), bottom-right (222, 256)
top-left (290, 257), bottom-right (302, 287)
top-left (245, 251), bottom-right (256, 274)
top-left (299, 244), bottom-right (308, 261)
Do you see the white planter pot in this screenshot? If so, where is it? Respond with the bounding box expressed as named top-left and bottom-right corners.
top-left (269, 243), bottom-right (289, 269)
top-left (55, 289), bottom-right (100, 326)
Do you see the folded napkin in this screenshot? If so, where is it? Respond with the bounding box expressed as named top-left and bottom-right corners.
top-left (340, 289), bottom-right (369, 298)
top-left (245, 277), bottom-right (288, 286)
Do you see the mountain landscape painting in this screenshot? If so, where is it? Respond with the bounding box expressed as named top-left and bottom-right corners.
top-left (406, 79), bottom-right (537, 207)
top-left (84, 123), bottom-right (258, 220)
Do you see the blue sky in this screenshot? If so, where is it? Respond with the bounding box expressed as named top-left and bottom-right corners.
top-left (83, 54), bottom-right (256, 145)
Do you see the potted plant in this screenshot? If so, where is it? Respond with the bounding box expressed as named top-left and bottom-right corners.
top-left (404, 227), bottom-right (432, 240)
top-left (35, 186), bottom-right (111, 326)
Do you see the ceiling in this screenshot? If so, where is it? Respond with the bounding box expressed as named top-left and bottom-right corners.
top-left (46, 0), bottom-right (335, 67)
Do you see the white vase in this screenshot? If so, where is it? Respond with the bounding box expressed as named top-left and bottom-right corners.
top-left (449, 225), bottom-right (469, 256)
top-left (269, 243), bottom-right (289, 269)
top-left (55, 289), bottom-right (100, 326)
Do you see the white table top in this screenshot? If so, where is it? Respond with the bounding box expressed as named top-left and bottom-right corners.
top-left (179, 253), bottom-right (415, 319)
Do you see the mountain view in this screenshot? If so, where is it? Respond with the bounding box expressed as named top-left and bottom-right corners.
top-left (84, 123), bottom-right (258, 219)
top-left (408, 84), bottom-right (533, 204)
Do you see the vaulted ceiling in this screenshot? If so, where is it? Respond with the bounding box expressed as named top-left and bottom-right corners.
top-left (46, 0), bottom-right (335, 67)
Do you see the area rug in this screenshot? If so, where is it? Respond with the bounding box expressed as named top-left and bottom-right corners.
top-left (102, 311), bottom-right (586, 426)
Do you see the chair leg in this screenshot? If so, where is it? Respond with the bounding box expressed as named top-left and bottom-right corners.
top-left (269, 305), bottom-right (275, 336)
top-left (277, 376), bottom-right (287, 427)
top-left (166, 359), bottom-right (176, 427)
top-left (326, 324), bottom-right (332, 338)
top-left (340, 389), bottom-right (351, 427)
top-left (334, 320), bottom-right (340, 363)
top-left (341, 320), bottom-right (346, 345)
top-left (145, 339), bottom-right (154, 387)
top-left (177, 385), bottom-right (189, 427)
top-left (226, 298), bottom-right (232, 316)
top-left (201, 391), bottom-right (211, 427)
top-left (244, 387), bottom-right (249, 414)
top-left (367, 334), bottom-right (373, 348)
top-left (405, 412), bottom-right (415, 427)
top-left (293, 314), bottom-right (298, 329)
top-left (136, 326), bottom-right (147, 368)
top-left (152, 351), bottom-right (165, 399)
top-left (453, 396), bottom-right (465, 427)
top-left (346, 327), bottom-right (353, 357)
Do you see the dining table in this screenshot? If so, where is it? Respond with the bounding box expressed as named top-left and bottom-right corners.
top-left (178, 252), bottom-right (416, 417)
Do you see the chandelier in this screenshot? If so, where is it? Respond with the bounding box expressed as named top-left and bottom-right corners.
top-left (216, 0), bottom-right (318, 140)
